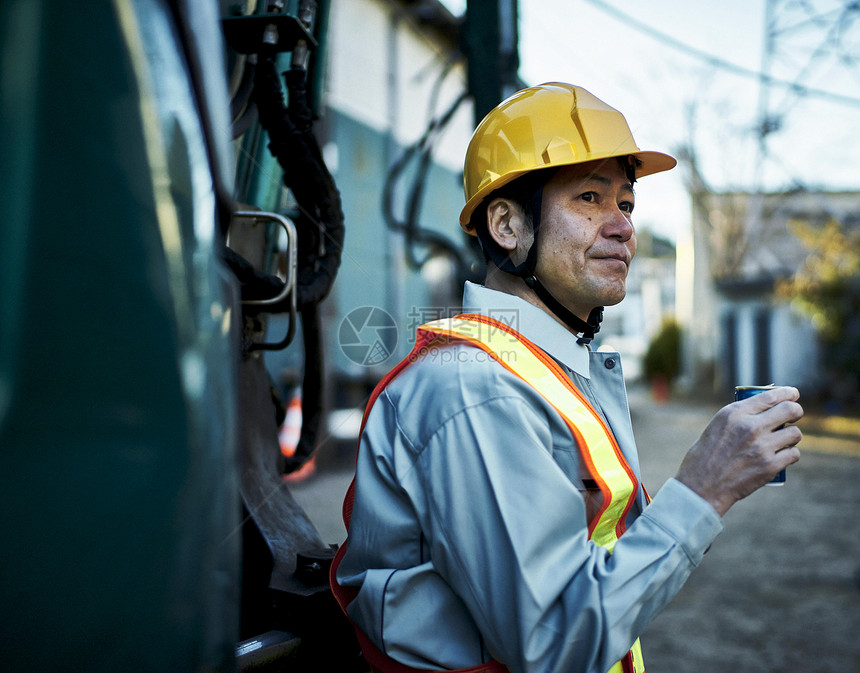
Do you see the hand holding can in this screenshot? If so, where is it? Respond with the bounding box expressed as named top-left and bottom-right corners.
top-left (677, 385), bottom-right (801, 516)
top-left (734, 385), bottom-right (787, 485)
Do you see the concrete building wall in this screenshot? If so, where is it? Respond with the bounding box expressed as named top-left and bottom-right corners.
top-left (325, 0), bottom-right (472, 170)
top-left (716, 298), bottom-right (821, 398)
top-left (321, 0), bottom-right (476, 381)
top-left (771, 304), bottom-right (821, 392)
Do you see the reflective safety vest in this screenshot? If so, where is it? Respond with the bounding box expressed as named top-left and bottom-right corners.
top-left (331, 314), bottom-right (646, 673)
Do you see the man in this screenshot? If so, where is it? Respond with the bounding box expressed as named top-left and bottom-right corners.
top-left (331, 83), bottom-right (802, 673)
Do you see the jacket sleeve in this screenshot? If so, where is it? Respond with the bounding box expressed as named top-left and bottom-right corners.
top-left (407, 390), bottom-right (722, 673)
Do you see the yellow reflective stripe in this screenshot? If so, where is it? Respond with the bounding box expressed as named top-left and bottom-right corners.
top-left (630, 638), bottom-right (644, 673)
top-left (419, 316), bottom-right (637, 551)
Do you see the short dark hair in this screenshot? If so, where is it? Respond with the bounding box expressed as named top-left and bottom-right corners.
top-left (468, 167), bottom-right (556, 260)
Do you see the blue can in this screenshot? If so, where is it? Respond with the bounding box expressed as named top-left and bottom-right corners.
top-left (734, 385), bottom-right (786, 485)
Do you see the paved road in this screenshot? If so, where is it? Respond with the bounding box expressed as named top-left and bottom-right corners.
top-left (289, 386), bottom-right (860, 671)
top-left (631, 388), bottom-right (860, 672)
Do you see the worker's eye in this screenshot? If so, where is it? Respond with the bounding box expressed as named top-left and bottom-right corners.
top-left (579, 191), bottom-right (597, 203)
top-left (619, 200), bottom-right (634, 214)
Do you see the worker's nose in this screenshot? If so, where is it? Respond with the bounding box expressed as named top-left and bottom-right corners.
top-left (602, 208), bottom-right (634, 242)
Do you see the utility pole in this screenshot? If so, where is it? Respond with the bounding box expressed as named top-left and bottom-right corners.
top-left (753, 0), bottom-right (860, 190)
top-left (462, 0), bottom-right (521, 126)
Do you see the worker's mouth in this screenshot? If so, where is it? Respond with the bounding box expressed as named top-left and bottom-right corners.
top-left (594, 253), bottom-right (629, 269)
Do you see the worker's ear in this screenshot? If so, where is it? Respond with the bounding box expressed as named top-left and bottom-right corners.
top-left (485, 197), bottom-right (532, 255)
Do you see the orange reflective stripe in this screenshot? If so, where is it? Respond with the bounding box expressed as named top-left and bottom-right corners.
top-left (331, 331), bottom-right (511, 673)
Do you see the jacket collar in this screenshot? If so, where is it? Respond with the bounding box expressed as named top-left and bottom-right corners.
top-left (461, 281), bottom-right (591, 379)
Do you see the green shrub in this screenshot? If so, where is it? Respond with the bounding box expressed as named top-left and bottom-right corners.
top-left (643, 319), bottom-right (681, 383)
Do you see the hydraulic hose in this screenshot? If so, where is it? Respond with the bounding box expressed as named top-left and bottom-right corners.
top-left (253, 54), bottom-right (344, 309)
top-left (252, 52), bottom-right (345, 472)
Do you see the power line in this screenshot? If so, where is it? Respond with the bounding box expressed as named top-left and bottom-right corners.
top-left (584, 0), bottom-right (860, 108)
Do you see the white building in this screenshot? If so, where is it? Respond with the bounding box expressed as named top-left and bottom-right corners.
top-left (677, 188), bottom-right (860, 400)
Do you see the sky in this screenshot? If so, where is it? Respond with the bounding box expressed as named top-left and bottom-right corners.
top-left (440, 0), bottom-right (859, 242)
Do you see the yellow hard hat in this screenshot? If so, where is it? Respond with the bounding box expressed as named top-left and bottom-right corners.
top-left (459, 82), bottom-right (677, 231)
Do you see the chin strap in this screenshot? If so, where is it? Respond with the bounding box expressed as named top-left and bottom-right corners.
top-left (524, 276), bottom-right (603, 345)
top-left (476, 186), bottom-right (604, 345)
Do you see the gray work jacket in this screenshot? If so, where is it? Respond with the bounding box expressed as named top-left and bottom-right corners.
top-left (336, 282), bottom-right (722, 673)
